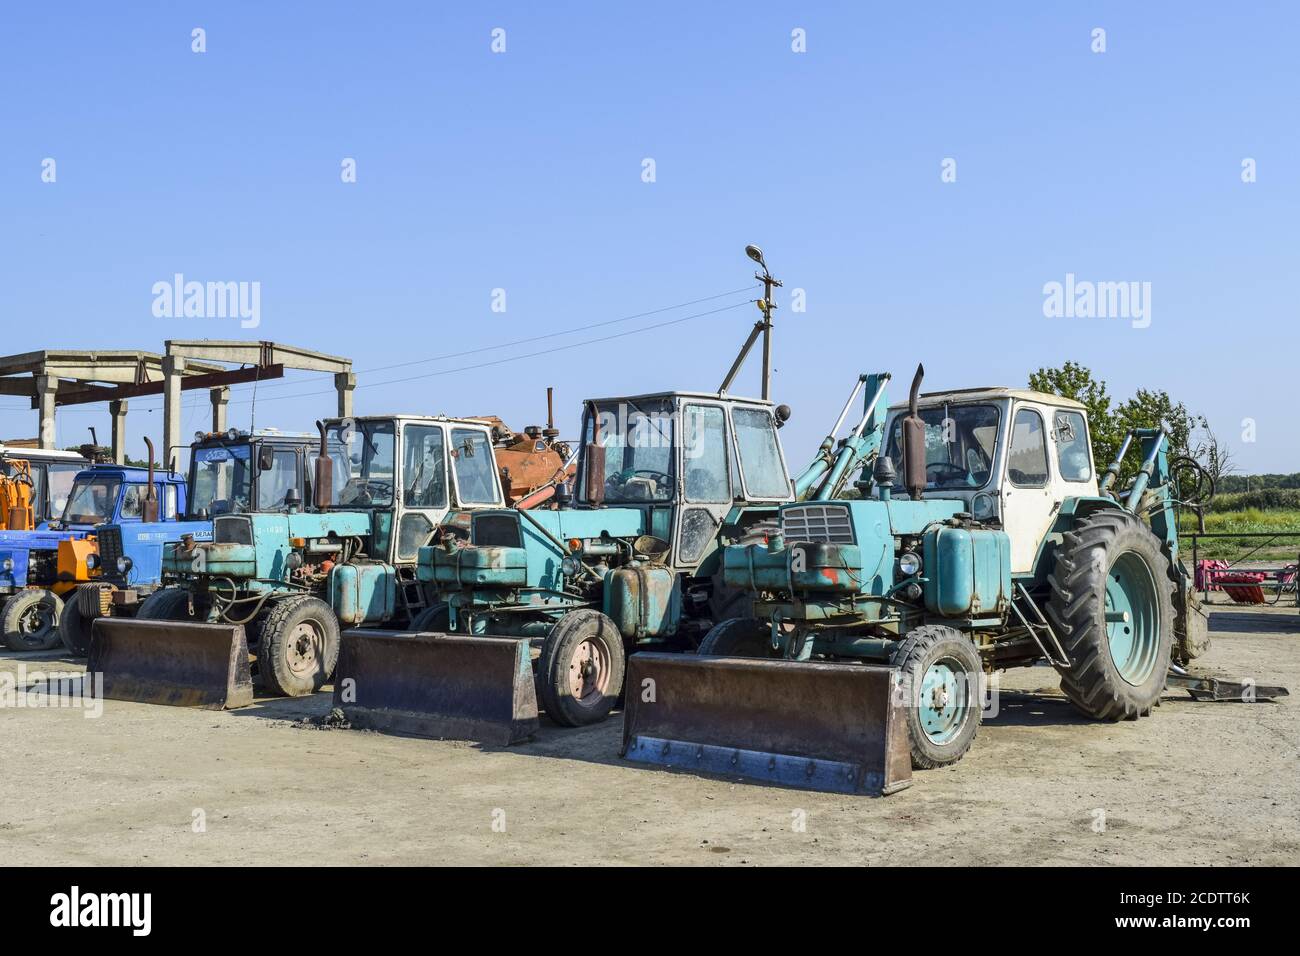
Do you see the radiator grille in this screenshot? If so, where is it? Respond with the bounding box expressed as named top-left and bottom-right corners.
top-left (97, 526), bottom-right (123, 571)
top-left (781, 504), bottom-right (854, 545)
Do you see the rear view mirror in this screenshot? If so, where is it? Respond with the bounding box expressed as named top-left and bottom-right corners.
top-left (259, 447), bottom-right (275, 471)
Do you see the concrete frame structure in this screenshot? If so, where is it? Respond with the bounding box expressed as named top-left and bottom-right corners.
top-left (0, 342), bottom-right (353, 467)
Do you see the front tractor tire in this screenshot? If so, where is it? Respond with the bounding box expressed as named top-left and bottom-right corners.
top-left (891, 625), bottom-right (984, 770)
top-left (257, 595), bottom-right (341, 697)
top-left (407, 602), bottom-right (451, 633)
top-left (135, 587), bottom-right (197, 622)
top-left (1047, 510), bottom-right (1175, 720)
top-left (3, 588), bottom-right (64, 651)
top-left (696, 616), bottom-right (771, 656)
top-left (538, 609), bottom-right (626, 727)
top-left (58, 596), bottom-right (95, 657)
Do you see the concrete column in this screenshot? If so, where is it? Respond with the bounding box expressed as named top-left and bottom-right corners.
top-left (162, 355), bottom-right (186, 470)
top-left (210, 387), bottom-right (230, 434)
top-left (109, 399), bottom-right (129, 465)
top-left (35, 375), bottom-right (58, 450)
top-left (335, 371), bottom-right (356, 419)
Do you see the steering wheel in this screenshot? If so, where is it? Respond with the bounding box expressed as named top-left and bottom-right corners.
top-left (926, 462), bottom-right (969, 484)
top-left (607, 469), bottom-right (673, 495)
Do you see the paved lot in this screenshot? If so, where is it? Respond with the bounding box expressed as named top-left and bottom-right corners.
top-left (2, 607), bottom-right (1296, 865)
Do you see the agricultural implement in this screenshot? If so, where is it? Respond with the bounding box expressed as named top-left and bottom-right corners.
top-left (90, 412), bottom-right (564, 708)
top-left (0, 445), bottom-right (88, 529)
top-left (620, 364), bottom-right (1245, 795)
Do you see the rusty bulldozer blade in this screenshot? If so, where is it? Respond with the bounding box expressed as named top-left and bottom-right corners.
top-left (333, 629), bottom-right (539, 745)
top-left (89, 618), bottom-right (254, 710)
top-left (620, 653), bottom-right (912, 796)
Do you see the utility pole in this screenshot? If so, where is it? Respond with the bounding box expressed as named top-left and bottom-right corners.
top-left (748, 245), bottom-right (782, 401)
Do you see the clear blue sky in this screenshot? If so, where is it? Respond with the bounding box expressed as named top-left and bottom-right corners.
top-left (2, 2), bottom-right (1296, 473)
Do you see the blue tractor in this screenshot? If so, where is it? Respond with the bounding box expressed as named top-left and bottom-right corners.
top-left (57, 429), bottom-right (319, 656)
top-left (0, 441), bottom-right (191, 651)
top-left (620, 365), bottom-right (1220, 795)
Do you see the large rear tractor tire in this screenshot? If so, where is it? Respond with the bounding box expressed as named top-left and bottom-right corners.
top-left (407, 603), bottom-right (451, 633)
top-left (1047, 510), bottom-right (1175, 720)
top-left (3, 589), bottom-right (64, 651)
top-left (257, 595), bottom-right (340, 697)
top-left (891, 625), bottom-right (984, 770)
top-left (696, 616), bottom-right (771, 656)
top-left (135, 588), bottom-right (197, 621)
top-left (538, 609), bottom-right (626, 727)
top-left (58, 597), bottom-right (94, 657)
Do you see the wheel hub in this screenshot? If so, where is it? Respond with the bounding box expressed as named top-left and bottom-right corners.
top-left (286, 621), bottom-right (322, 676)
top-left (1104, 551), bottom-right (1160, 686)
top-left (917, 657), bottom-right (969, 745)
top-left (567, 638), bottom-right (610, 706)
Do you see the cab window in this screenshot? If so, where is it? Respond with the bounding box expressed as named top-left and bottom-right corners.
top-left (683, 405), bottom-right (730, 503)
top-left (450, 429), bottom-right (500, 505)
top-left (1053, 411), bottom-right (1092, 482)
top-left (402, 425), bottom-right (448, 509)
top-left (257, 450), bottom-right (301, 510)
top-left (120, 484), bottom-right (145, 519)
top-left (1007, 408), bottom-right (1050, 487)
top-left (732, 407), bottom-right (789, 499)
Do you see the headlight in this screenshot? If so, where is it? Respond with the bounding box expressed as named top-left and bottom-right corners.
top-left (561, 555), bottom-right (581, 577)
top-left (116, 556), bottom-right (133, 574)
top-left (898, 551), bottom-right (922, 577)
top-left (86, 553), bottom-right (99, 570)
top-left (1, 558), bottom-right (12, 572)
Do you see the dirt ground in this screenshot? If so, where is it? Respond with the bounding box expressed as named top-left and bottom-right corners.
top-left (2, 605), bottom-right (1297, 866)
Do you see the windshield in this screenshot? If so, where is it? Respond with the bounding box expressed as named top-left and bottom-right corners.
top-left (326, 420), bottom-right (395, 507)
top-left (190, 444), bottom-right (253, 516)
top-left (582, 398), bottom-right (675, 503)
top-left (732, 406), bottom-right (790, 499)
top-left (62, 477), bottom-right (121, 524)
top-left (45, 464), bottom-right (79, 520)
top-left (886, 404), bottom-right (1001, 491)
top-left (450, 428), bottom-right (500, 505)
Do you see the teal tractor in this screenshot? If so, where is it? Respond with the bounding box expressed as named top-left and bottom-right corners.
top-left (58, 428), bottom-right (319, 656)
top-left (90, 414), bottom-right (515, 706)
top-left (334, 388), bottom-right (807, 740)
top-left (621, 365), bottom-right (1218, 795)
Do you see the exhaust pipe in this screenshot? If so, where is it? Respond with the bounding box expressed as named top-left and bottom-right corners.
top-left (314, 421), bottom-right (334, 510)
top-left (142, 436), bottom-right (159, 522)
top-left (902, 363), bottom-right (926, 501)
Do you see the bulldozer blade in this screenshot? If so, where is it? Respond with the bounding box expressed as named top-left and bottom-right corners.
top-left (1166, 669), bottom-right (1290, 702)
top-left (621, 653), bottom-right (912, 796)
top-left (88, 618), bottom-right (254, 710)
top-left (334, 629), bottom-right (539, 745)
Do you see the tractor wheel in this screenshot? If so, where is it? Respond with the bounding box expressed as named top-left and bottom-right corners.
top-left (697, 617), bottom-right (771, 656)
top-left (257, 595), bottom-right (340, 697)
top-left (1046, 510), bottom-right (1175, 720)
top-left (538, 609), bottom-right (626, 727)
top-left (58, 598), bottom-right (94, 657)
top-left (891, 625), bottom-right (984, 770)
top-left (408, 603), bottom-right (451, 633)
top-left (135, 588), bottom-right (196, 621)
top-left (2, 589), bottom-right (64, 651)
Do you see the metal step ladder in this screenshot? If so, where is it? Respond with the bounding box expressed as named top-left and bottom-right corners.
top-left (1009, 583), bottom-right (1071, 667)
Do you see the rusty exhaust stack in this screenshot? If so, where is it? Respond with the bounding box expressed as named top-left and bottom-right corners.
top-left (902, 363), bottom-right (926, 501)
top-left (142, 436), bottom-right (160, 522)
top-left (314, 421), bottom-right (334, 510)
top-left (583, 402), bottom-right (605, 507)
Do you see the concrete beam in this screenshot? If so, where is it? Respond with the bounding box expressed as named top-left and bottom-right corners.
top-left (109, 399), bottom-right (128, 465)
top-left (166, 340), bottom-right (352, 374)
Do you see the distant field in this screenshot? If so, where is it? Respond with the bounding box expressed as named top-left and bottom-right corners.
top-left (1179, 507), bottom-right (1300, 561)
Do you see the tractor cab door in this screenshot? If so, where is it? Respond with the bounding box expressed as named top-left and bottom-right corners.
top-left (999, 403), bottom-right (1057, 573)
top-left (394, 422), bottom-right (452, 566)
top-left (673, 401), bottom-right (734, 570)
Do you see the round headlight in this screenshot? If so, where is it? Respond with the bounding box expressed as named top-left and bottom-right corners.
top-left (226, 428), bottom-right (240, 441)
top-left (2, 558), bottom-right (12, 572)
top-left (195, 430), bottom-right (207, 444)
top-left (972, 492), bottom-right (997, 520)
top-left (898, 551), bottom-right (922, 577)
top-left (561, 555), bottom-right (581, 578)
top-left (116, 556), bottom-right (132, 575)
top-left (86, 553), bottom-right (99, 570)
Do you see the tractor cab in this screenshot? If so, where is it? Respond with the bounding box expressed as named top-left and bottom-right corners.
top-left (880, 388), bottom-right (1097, 573)
top-left (318, 415), bottom-right (505, 567)
top-left (573, 391), bottom-right (793, 569)
top-left (187, 428), bottom-right (321, 518)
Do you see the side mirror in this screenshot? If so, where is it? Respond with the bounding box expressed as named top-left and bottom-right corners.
top-left (584, 443), bottom-right (606, 507)
top-left (259, 447), bottom-right (275, 471)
